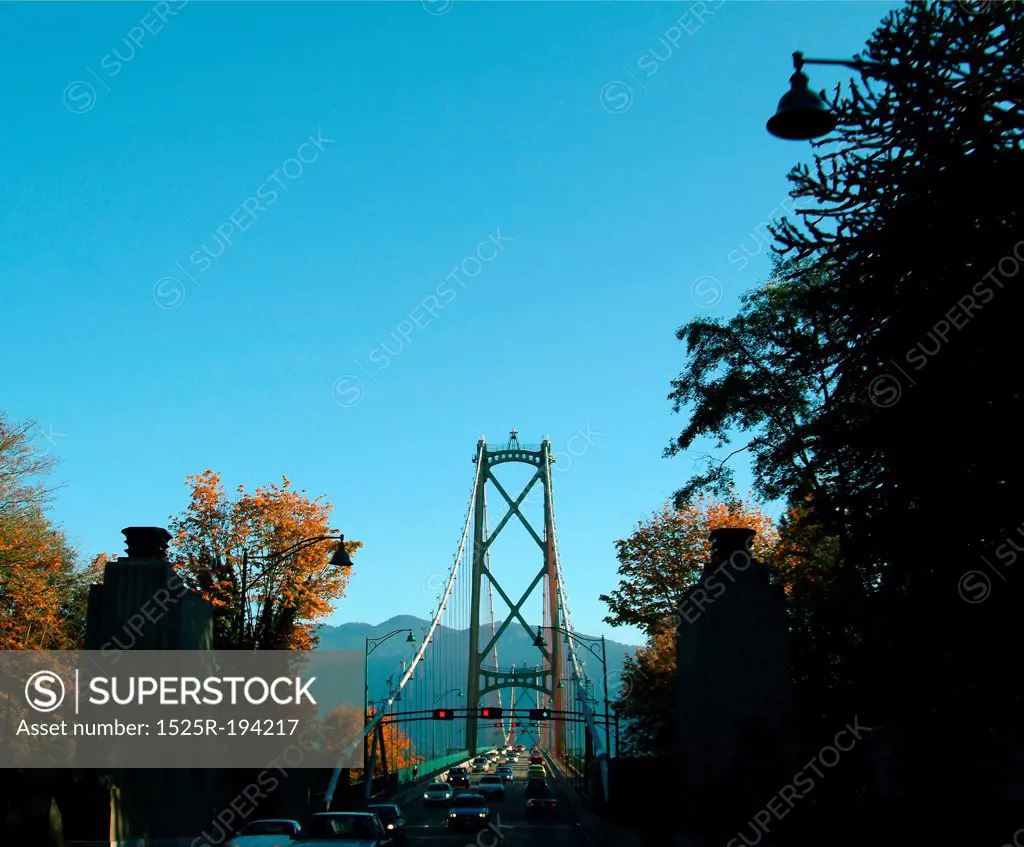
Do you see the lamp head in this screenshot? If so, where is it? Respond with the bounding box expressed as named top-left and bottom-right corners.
top-left (767, 69), bottom-right (837, 140)
top-left (533, 634), bottom-right (547, 648)
top-left (328, 536), bottom-right (353, 568)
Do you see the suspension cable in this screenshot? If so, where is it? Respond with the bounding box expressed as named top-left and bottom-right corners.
top-left (324, 440), bottom-right (484, 807)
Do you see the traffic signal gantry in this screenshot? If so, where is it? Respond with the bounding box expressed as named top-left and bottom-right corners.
top-left (429, 706), bottom-right (552, 720)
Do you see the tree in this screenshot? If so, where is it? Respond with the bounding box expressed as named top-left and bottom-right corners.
top-left (169, 470), bottom-right (360, 650)
top-left (612, 630), bottom-right (677, 757)
top-left (322, 704), bottom-right (424, 777)
top-left (665, 0), bottom-right (1024, 751)
top-left (0, 412), bottom-right (87, 650)
top-left (600, 496), bottom-right (779, 635)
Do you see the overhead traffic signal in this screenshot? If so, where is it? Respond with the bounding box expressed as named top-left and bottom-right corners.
top-left (432, 709), bottom-right (455, 720)
top-left (479, 707), bottom-right (503, 719)
top-left (528, 708), bottom-right (552, 720)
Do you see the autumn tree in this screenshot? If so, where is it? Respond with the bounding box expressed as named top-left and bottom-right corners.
top-left (322, 704), bottom-right (424, 777)
top-left (169, 470), bottom-right (360, 650)
top-left (0, 411), bottom-right (90, 650)
top-left (612, 629), bottom-right (676, 757)
top-left (601, 496), bottom-right (779, 635)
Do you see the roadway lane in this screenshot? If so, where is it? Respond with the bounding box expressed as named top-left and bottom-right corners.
top-left (400, 752), bottom-right (589, 847)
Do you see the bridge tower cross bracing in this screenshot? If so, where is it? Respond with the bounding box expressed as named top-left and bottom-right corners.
top-left (465, 432), bottom-right (563, 756)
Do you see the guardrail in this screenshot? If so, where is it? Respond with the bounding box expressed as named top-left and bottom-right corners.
top-left (393, 751), bottom-right (469, 785)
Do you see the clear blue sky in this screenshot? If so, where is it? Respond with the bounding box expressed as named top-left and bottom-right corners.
top-left (1, 1), bottom-right (899, 647)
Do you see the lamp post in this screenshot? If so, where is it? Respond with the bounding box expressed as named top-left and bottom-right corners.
top-left (533, 626), bottom-right (610, 760)
top-left (363, 628), bottom-right (416, 777)
top-left (239, 532), bottom-right (353, 647)
top-left (433, 689), bottom-right (463, 757)
top-left (767, 50), bottom-right (890, 140)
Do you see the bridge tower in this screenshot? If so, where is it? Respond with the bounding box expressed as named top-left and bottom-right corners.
top-left (465, 431), bottom-right (564, 756)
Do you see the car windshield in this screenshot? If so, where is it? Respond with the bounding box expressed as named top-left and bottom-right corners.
top-left (454, 795), bottom-right (485, 808)
top-left (243, 821), bottom-right (295, 835)
top-left (305, 815), bottom-right (377, 839)
top-left (368, 806), bottom-right (397, 822)
top-left (480, 777), bottom-right (501, 783)
top-left (427, 785), bottom-right (449, 792)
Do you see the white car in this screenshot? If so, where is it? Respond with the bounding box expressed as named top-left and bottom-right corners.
top-left (294, 812), bottom-right (393, 846)
top-left (227, 819), bottom-right (301, 847)
top-left (423, 782), bottom-right (454, 805)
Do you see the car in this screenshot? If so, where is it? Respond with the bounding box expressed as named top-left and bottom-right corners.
top-left (295, 812), bottom-right (393, 846)
top-left (495, 765), bottom-right (513, 783)
top-left (446, 793), bottom-right (491, 831)
top-left (529, 754), bottom-right (543, 765)
top-left (423, 783), bottom-right (454, 805)
top-left (505, 753), bottom-right (519, 763)
top-left (525, 782), bottom-right (558, 818)
top-left (524, 777), bottom-right (547, 794)
top-left (527, 765), bottom-right (547, 779)
top-left (446, 768), bottom-right (469, 788)
top-left (471, 757), bottom-right (489, 773)
top-left (515, 745), bottom-right (525, 752)
top-left (366, 805), bottom-right (405, 841)
top-left (228, 819), bottom-right (302, 847)
top-left (477, 775), bottom-right (505, 801)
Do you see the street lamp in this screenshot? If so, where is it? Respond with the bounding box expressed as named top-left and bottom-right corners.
top-left (767, 50), bottom-right (888, 140)
top-left (363, 628), bottom-right (416, 774)
top-left (533, 625), bottom-right (611, 759)
top-left (239, 532), bottom-right (353, 645)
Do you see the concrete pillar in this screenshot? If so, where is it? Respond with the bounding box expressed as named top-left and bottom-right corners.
top-left (676, 527), bottom-right (795, 833)
top-left (85, 526), bottom-right (216, 846)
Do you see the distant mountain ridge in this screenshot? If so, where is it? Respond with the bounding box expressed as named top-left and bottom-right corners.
top-left (313, 615), bottom-right (636, 755)
top-left (316, 614), bottom-right (637, 668)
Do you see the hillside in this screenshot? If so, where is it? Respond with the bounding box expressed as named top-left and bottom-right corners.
top-left (314, 616), bottom-right (637, 756)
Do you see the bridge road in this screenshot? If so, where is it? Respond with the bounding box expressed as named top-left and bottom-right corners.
top-left (401, 755), bottom-right (589, 847)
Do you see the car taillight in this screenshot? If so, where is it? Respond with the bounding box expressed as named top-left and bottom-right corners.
top-left (528, 801), bottom-right (536, 807)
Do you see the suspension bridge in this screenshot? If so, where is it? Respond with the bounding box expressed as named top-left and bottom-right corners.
top-left (323, 431), bottom-right (614, 809)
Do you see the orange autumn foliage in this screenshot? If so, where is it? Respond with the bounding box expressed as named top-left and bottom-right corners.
top-left (321, 704), bottom-right (424, 776)
top-left (600, 495), bottom-right (779, 636)
top-left (169, 470), bottom-right (360, 650)
top-left (0, 412), bottom-right (90, 650)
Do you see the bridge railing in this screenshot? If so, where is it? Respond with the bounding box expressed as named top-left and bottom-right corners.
top-left (393, 751), bottom-right (469, 786)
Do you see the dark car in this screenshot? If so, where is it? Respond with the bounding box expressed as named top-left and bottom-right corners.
top-left (476, 775), bottom-right (505, 801)
top-left (525, 781), bottom-right (558, 818)
top-left (446, 793), bottom-right (490, 831)
top-left (367, 805), bottom-right (405, 841)
top-left (446, 768), bottom-right (470, 788)
top-left (524, 777), bottom-right (549, 799)
top-left (529, 754), bottom-right (543, 765)
top-left (296, 812), bottom-right (393, 845)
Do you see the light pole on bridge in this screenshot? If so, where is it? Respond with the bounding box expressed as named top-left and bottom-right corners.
top-left (364, 628), bottom-right (416, 779)
top-left (534, 625), bottom-right (611, 760)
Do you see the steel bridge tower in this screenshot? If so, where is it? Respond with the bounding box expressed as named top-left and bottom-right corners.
top-left (465, 432), bottom-right (564, 756)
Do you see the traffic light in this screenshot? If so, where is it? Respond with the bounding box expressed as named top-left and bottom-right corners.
top-left (528, 708), bottom-right (552, 720)
top-left (432, 709), bottom-right (455, 720)
top-left (510, 721), bottom-right (518, 726)
top-left (479, 707), bottom-right (503, 719)
top-left (494, 722), bottom-right (502, 727)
